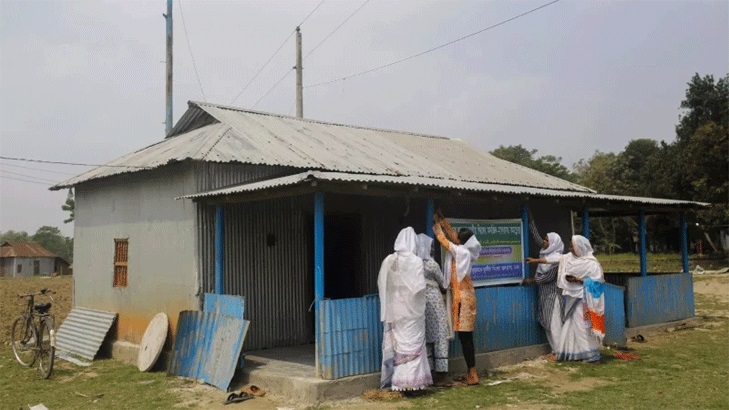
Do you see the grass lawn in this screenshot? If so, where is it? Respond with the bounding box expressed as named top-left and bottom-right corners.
top-left (2, 274), bottom-right (728, 409)
top-left (597, 252), bottom-right (727, 273)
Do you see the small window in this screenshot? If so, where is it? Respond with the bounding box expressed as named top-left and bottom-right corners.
top-left (17, 264), bottom-right (22, 274)
top-left (113, 238), bottom-right (129, 287)
top-left (33, 260), bottom-right (40, 275)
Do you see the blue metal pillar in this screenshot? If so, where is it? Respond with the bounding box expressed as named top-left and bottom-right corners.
top-left (639, 210), bottom-right (647, 276)
top-left (581, 207), bottom-right (590, 239)
top-left (425, 199), bottom-right (435, 238)
top-left (214, 205), bottom-right (224, 294)
top-left (680, 212), bottom-right (689, 273)
top-left (314, 192), bottom-right (325, 377)
top-left (521, 204), bottom-right (530, 267)
top-left (314, 192), bottom-right (325, 301)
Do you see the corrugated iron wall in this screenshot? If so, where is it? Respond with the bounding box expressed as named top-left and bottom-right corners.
top-left (450, 286), bottom-right (546, 356)
top-left (195, 162), bottom-right (300, 296)
top-left (317, 295), bottom-right (382, 380)
top-left (604, 283), bottom-right (627, 347)
top-left (221, 197), bottom-right (313, 351)
top-left (625, 273), bottom-right (695, 327)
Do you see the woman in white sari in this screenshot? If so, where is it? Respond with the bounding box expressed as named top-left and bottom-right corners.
top-left (378, 227), bottom-right (433, 391)
top-left (555, 235), bottom-right (606, 363)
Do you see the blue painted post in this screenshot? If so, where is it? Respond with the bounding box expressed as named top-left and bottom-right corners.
top-left (680, 213), bottom-right (689, 273)
top-left (314, 192), bottom-right (325, 301)
top-left (425, 199), bottom-right (435, 238)
top-left (581, 207), bottom-right (590, 239)
top-left (521, 204), bottom-right (529, 275)
top-left (314, 192), bottom-right (325, 377)
top-left (214, 205), bottom-right (224, 294)
top-left (639, 210), bottom-right (647, 276)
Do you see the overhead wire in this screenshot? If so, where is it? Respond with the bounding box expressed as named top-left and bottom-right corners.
top-left (0, 162), bottom-right (77, 176)
top-left (0, 170), bottom-right (58, 183)
top-left (230, 0), bottom-right (326, 105)
top-left (178, 0), bottom-right (207, 101)
top-left (0, 156), bottom-right (150, 169)
top-left (306, 0), bottom-right (560, 89)
top-left (304, 0), bottom-right (370, 60)
top-left (253, 0), bottom-right (369, 109)
top-left (0, 175), bottom-right (53, 186)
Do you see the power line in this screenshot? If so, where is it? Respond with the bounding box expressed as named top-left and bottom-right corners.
top-left (178, 0), bottom-right (207, 101)
top-left (307, 0), bottom-right (560, 89)
top-left (298, 0), bottom-right (326, 27)
top-left (0, 156), bottom-right (150, 169)
top-left (230, 0), bottom-right (327, 105)
top-left (0, 162), bottom-right (77, 176)
top-left (0, 170), bottom-right (58, 183)
top-left (0, 175), bottom-right (52, 186)
top-left (252, 69), bottom-right (294, 108)
top-left (304, 0), bottom-right (370, 60)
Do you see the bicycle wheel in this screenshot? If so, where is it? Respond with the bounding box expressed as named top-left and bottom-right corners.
top-left (37, 320), bottom-right (55, 379)
top-left (11, 316), bottom-right (37, 367)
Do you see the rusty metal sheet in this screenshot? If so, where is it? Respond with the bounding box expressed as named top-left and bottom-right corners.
top-left (625, 273), bottom-right (695, 327)
top-left (168, 310), bottom-right (249, 391)
top-left (203, 293), bottom-right (246, 369)
top-left (317, 294), bottom-right (382, 380)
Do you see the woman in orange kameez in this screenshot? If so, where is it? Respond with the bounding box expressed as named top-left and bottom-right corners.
top-left (432, 212), bottom-right (482, 385)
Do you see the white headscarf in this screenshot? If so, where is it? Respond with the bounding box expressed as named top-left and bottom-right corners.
top-left (536, 232), bottom-right (564, 274)
top-left (415, 233), bottom-right (434, 261)
top-left (377, 227), bottom-right (426, 323)
top-left (557, 235), bottom-right (604, 298)
top-left (442, 234), bottom-right (482, 287)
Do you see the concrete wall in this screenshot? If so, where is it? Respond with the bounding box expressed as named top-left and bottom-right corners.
top-left (1, 257), bottom-right (56, 277)
top-left (73, 163), bottom-right (199, 344)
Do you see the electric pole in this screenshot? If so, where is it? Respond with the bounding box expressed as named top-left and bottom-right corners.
top-left (164, 0), bottom-right (173, 135)
top-left (295, 26), bottom-right (303, 118)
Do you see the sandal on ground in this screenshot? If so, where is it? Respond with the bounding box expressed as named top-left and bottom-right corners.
top-left (433, 380), bottom-right (453, 388)
top-left (241, 385), bottom-right (266, 397)
top-left (224, 392), bottom-right (253, 405)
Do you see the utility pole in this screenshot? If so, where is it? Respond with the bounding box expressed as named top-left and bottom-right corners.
top-left (164, 0), bottom-right (173, 135)
top-left (295, 26), bottom-right (303, 118)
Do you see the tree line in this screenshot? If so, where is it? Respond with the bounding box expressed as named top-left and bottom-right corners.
top-left (491, 73), bottom-right (728, 255)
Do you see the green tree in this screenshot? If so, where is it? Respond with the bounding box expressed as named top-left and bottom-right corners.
top-left (676, 74), bottom-right (729, 142)
top-left (491, 144), bottom-right (575, 182)
top-left (32, 226), bottom-right (73, 263)
top-left (62, 197), bottom-right (75, 224)
top-left (0, 230), bottom-right (31, 243)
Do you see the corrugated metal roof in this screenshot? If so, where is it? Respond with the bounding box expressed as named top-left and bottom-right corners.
top-left (52, 101), bottom-right (592, 193)
top-left (0, 241), bottom-right (58, 259)
top-left (55, 307), bottom-right (118, 361)
top-left (179, 170), bottom-right (709, 208)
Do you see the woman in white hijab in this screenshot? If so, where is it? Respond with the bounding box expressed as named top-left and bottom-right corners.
top-left (416, 233), bottom-right (451, 385)
top-left (378, 227), bottom-right (432, 391)
top-left (554, 235), bottom-right (606, 363)
top-left (525, 232), bottom-right (565, 355)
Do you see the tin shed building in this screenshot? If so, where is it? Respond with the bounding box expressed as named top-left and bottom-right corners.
top-left (52, 101), bottom-right (706, 379)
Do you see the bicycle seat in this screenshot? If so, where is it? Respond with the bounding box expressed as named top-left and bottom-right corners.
top-left (34, 302), bottom-right (51, 314)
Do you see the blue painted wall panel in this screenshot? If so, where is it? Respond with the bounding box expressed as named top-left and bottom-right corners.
top-left (168, 310), bottom-right (250, 391)
top-left (603, 283), bottom-right (626, 347)
top-left (203, 293), bottom-right (246, 369)
top-left (626, 274), bottom-right (695, 327)
top-left (317, 295), bottom-right (382, 380)
top-left (450, 285), bottom-right (546, 356)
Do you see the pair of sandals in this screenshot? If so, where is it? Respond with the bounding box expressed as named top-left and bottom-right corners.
top-left (224, 385), bottom-right (266, 405)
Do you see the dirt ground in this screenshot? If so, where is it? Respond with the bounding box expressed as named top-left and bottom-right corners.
top-left (0, 275), bottom-right (73, 344)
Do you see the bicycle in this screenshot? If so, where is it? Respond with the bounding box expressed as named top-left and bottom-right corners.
top-left (11, 288), bottom-right (56, 379)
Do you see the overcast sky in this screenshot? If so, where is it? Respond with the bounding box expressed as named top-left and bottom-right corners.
top-left (1, 0), bottom-right (727, 237)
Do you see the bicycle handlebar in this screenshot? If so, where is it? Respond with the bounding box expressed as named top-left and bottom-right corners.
top-left (17, 289), bottom-right (55, 298)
